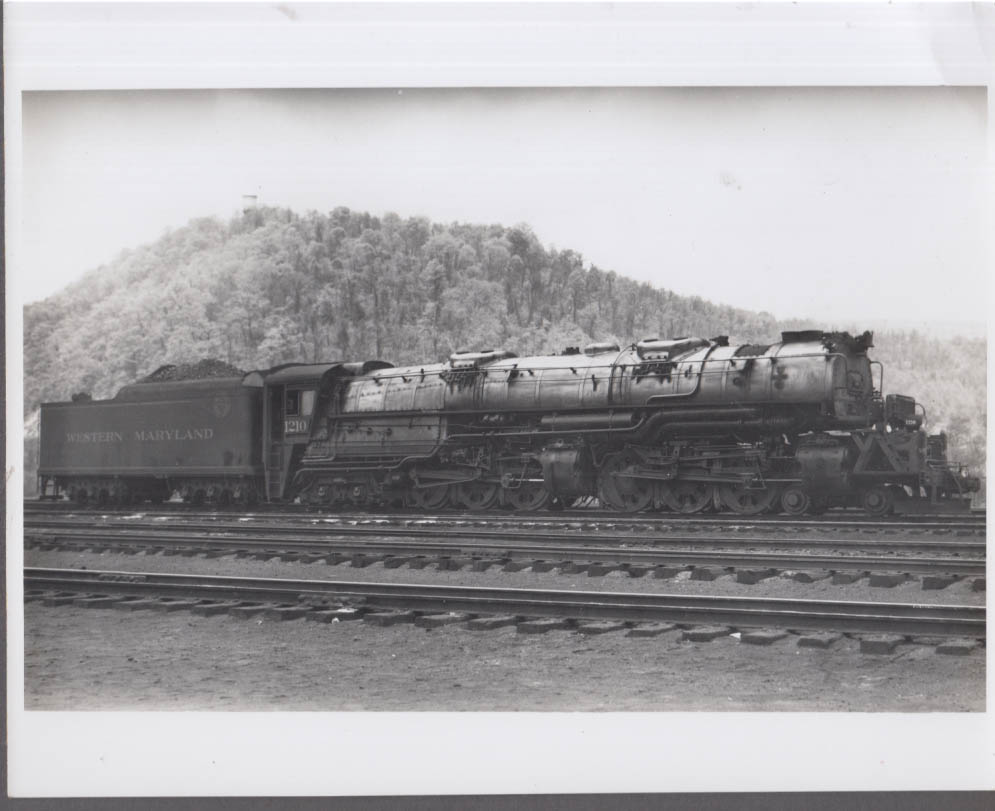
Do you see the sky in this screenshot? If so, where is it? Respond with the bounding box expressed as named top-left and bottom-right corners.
top-left (20, 87), bottom-right (988, 329)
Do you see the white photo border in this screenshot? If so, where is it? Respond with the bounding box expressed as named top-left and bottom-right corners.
top-left (5, 1), bottom-right (994, 797)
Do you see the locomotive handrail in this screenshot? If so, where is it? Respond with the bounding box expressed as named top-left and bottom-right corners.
top-left (333, 346), bottom-right (867, 383)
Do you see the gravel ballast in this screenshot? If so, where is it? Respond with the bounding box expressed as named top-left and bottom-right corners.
top-left (22, 548), bottom-right (986, 712)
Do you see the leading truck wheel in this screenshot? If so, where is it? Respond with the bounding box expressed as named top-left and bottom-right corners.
top-left (780, 486), bottom-right (812, 516)
top-left (861, 486), bottom-right (894, 517)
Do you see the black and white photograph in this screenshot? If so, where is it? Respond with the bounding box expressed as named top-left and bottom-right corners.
top-left (5, 1), bottom-right (993, 800)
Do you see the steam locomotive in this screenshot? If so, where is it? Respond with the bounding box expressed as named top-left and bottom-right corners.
top-left (37, 329), bottom-right (979, 516)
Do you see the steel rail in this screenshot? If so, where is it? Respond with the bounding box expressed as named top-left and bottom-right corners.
top-left (24, 519), bottom-right (987, 556)
top-left (24, 527), bottom-right (986, 576)
top-left (23, 500), bottom-right (986, 530)
top-left (25, 567), bottom-right (985, 637)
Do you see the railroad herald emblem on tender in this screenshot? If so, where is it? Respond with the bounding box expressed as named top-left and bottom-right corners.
top-left (213, 396), bottom-right (232, 418)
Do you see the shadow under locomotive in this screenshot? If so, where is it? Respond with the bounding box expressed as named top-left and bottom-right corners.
top-left (36, 330), bottom-right (979, 517)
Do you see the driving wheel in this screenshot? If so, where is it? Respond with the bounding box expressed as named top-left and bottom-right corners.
top-left (407, 483), bottom-right (451, 510)
top-left (598, 451), bottom-right (654, 512)
top-left (718, 483), bottom-right (782, 515)
top-left (660, 481), bottom-right (714, 514)
top-left (455, 480), bottom-right (501, 511)
top-left (504, 482), bottom-right (551, 512)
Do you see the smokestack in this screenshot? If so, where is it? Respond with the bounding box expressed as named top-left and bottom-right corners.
top-left (242, 194), bottom-right (258, 212)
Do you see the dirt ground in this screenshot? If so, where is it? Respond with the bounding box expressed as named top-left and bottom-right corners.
top-left (22, 548), bottom-right (986, 711)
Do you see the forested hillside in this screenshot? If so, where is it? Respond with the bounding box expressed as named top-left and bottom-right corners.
top-left (23, 206), bottom-right (986, 492)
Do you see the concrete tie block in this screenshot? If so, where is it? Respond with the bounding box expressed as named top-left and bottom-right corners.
top-left (797, 632), bottom-right (842, 649)
top-left (307, 608), bottom-right (365, 623)
top-left (559, 562), bottom-right (589, 574)
top-left (868, 572), bottom-right (908, 588)
top-left (191, 601), bottom-right (240, 617)
top-left (517, 618), bottom-right (573, 634)
top-left (471, 559), bottom-right (503, 572)
top-left (859, 634), bottom-right (906, 654)
top-left (972, 578), bottom-right (986, 592)
top-left (502, 560), bottom-right (532, 573)
top-left (586, 563), bottom-right (617, 577)
top-left (415, 612), bottom-right (472, 629)
top-left (576, 621), bottom-right (627, 635)
top-left (382, 557), bottom-right (412, 569)
top-left (363, 610), bottom-right (417, 627)
top-left (72, 596), bottom-right (122, 609)
top-left (112, 598), bottom-right (162, 611)
top-left (42, 594), bottom-right (79, 607)
top-left (623, 565), bottom-right (650, 578)
top-left (150, 599), bottom-right (200, 613)
top-left (832, 571), bottom-right (866, 585)
top-left (921, 575), bottom-right (960, 590)
top-left (465, 615), bottom-right (519, 631)
top-left (531, 561), bottom-right (557, 573)
top-left (651, 566), bottom-right (684, 580)
top-left (350, 554), bottom-right (383, 568)
top-left (736, 569), bottom-right (777, 585)
top-left (626, 623), bottom-right (678, 638)
top-left (936, 639), bottom-right (979, 656)
top-left (690, 567), bottom-right (724, 582)
top-left (228, 603), bottom-right (272, 619)
top-left (911, 636), bottom-right (947, 646)
top-left (682, 626), bottom-right (732, 642)
top-left (791, 570), bottom-right (831, 583)
top-left (407, 558), bottom-right (432, 570)
top-left (264, 606), bottom-right (310, 621)
top-left (740, 629), bottom-right (789, 646)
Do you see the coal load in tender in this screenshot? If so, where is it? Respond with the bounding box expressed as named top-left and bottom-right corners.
top-left (138, 359), bottom-right (246, 383)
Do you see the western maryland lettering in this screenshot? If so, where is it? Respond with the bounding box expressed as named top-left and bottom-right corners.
top-left (134, 428), bottom-right (215, 441)
top-left (65, 428), bottom-right (215, 443)
top-left (65, 431), bottom-right (124, 443)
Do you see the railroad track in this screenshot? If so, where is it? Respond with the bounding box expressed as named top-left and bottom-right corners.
top-left (23, 500), bottom-right (986, 533)
top-left (25, 527), bottom-right (985, 588)
top-left (24, 517), bottom-right (987, 556)
top-left (24, 566), bottom-right (985, 639)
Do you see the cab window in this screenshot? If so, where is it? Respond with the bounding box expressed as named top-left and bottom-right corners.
top-left (301, 390), bottom-right (315, 416)
top-left (285, 389), bottom-right (315, 417)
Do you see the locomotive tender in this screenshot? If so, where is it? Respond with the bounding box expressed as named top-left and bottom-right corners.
top-left (37, 329), bottom-right (978, 516)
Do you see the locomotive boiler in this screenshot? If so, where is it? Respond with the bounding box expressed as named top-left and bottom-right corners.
top-left (291, 329), bottom-right (976, 515)
top-left (37, 329), bottom-right (979, 516)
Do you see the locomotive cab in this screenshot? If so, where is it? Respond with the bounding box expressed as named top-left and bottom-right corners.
top-left (260, 364), bottom-right (334, 501)
top-left (262, 360), bottom-right (395, 502)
